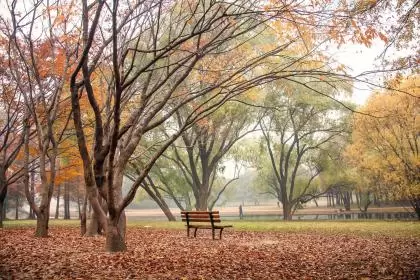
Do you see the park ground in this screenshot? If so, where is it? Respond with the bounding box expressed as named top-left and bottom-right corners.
top-left (1, 220), bottom-right (420, 279)
top-left (124, 205), bottom-right (415, 220)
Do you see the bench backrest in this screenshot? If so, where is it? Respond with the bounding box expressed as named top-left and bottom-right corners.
top-left (181, 211), bottom-right (221, 225)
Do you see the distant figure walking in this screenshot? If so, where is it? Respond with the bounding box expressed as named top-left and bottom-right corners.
top-left (239, 205), bottom-right (243, 220)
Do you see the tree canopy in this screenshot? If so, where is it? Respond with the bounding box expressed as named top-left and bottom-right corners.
top-left (345, 75), bottom-right (420, 218)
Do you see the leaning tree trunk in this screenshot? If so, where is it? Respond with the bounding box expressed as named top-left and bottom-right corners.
top-left (86, 196), bottom-right (107, 236)
top-left (87, 211), bottom-right (102, 236)
top-left (148, 193), bottom-right (176, 221)
top-left (141, 180), bottom-right (176, 221)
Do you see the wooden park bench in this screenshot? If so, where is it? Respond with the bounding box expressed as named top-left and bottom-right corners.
top-left (181, 211), bottom-right (232, 240)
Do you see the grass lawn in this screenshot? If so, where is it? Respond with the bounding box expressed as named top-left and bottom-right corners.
top-left (4, 218), bottom-right (420, 238)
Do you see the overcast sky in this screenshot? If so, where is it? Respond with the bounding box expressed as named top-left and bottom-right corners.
top-left (332, 39), bottom-right (388, 105)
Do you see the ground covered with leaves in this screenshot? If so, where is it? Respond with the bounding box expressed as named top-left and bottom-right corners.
top-left (1, 227), bottom-right (419, 279)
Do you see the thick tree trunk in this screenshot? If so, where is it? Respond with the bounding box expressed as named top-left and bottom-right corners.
top-left (195, 190), bottom-right (208, 211)
top-left (35, 210), bottom-right (50, 237)
top-left (283, 203), bottom-right (292, 221)
top-left (55, 185), bottom-right (61, 219)
top-left (103, 171), bottom-right (127, 252)
top-left (279, 182), bottom-right (292, 220)
top-left (105, 216), bottom-right (127, 252)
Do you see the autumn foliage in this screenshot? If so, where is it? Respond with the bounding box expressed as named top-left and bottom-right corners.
top-left (345, 75), bottom-right (420, 217)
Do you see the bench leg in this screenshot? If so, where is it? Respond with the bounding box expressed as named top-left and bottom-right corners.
top-left (187, 227), bottom-right (190, 237)
top-left (219, 228), bottom-right (224, 240)
top-left (194, 228), bottom-right (198, 237)
top-left (212, 228), bottom-right (215, 240)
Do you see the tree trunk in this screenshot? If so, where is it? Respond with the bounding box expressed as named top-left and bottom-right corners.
top-left (283, 203), bottom-right (292, 221)
top-left (55, 185), bottom-right (61, 219)
top-left (86, 196), bottom-right (107, 236)
top-left (160, 205), bottom-right (175, 221)
top-left (0, 184), bottom-right (7, 228)
top-left (28, 171), bottom-right (36, 219)
top-left (86, 211), bottom-right (101, 236)
top-left (105, 216), bottom-right (127, 252)
top-left (15, 195), bottom-right (19, 220)
top-left (64, 182), bottom-right (70, 219)
top-left (35, 210), bottom-right (50, 237)
top-left (195, 190), bottom-right (208, 211)
top-left (141, 181), bottom-right (176, 221)
top-left (159, 181), bottom-right (185, 212)
top-left (80, 193), bottom-right (88, 236)
top-left (0, 200), bottom-right (4, 228)
top-left (410, 197), bottom-right (420, 221)
top-left (342, 191), bottom-right (351, 211)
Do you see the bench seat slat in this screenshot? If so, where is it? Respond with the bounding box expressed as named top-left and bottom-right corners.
top-left (181, 211), bottom-right (219, 214)
top-left (182, 218), bottom-right (221, 223)
top-left (187, 224), bottom-right (233, 229)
